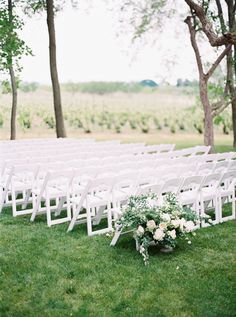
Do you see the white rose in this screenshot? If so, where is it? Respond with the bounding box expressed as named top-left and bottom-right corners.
top-left (171, 219), bottom-right (180, 228)
top-left (159, 222), bottom-right (167, 230)
top-left (168, 229), bottom-right (176, 239)
top-left (146, 220), bottom-right (156, 231)
top-left (184, 220), bottom-right (195, 232)
top-left (161, 213), bottom-right (171, 222)
top-left (136, 225), bottom-right (145, 236)
top-left (154, 228), bottom-right (165, 241)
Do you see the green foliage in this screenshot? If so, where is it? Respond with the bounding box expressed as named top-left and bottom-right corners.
top-left (43, 115), bottom-right (55, 129)
top-left (117, 193), bottom-right (209, 265)
top-left (0, 5), bottom-right (32, 74)
top-left (18, 108), bottom-right (32, 130)
top-left (19, 81), bottom-right (39, 93)
top-left (62, 81), bottom-right (143, 95)
top-left (214, 110), bottom-right (232, 135)
top-left (120, 0), bottom-right (168, 39)
top-left (0, 112), bottom-right (3, 127)
top-left (0, 79), bottom-right (11, 94)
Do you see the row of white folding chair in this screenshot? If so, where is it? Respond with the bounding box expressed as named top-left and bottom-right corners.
top-left (0, 144), bottom-right (147, 162)
top-left (0, 138), bottom-right (108, 148)
top-left (111, 171), bottom-right (236, 246)
top-left (137, 172), bottom-right (236, 225)
top-left (67, 167), bottom-right (210, 235)
top-left (3, 164), bottom-right (235, 237)
top-left (0, 139), bottom-right (96, 154)
top-left (1, 160), bottom-right (203, 210)
top-left (3, 156), bottom-right (234, 218)
top-left (0, 140), bottom-right (123, 156)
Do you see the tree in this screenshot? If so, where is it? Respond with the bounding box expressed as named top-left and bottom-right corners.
top-left (184, 15), bottom-right (231, 147)
top-left (116, 0), bottom-right (236, 148)
top-left (0, 0), bottom-right (31, 139)
top-left (185, 0), bottom-right (236, 147)
top-left (24, 0), bottom-right (68, 138)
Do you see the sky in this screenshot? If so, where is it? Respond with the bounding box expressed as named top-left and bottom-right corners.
top-left (16, 1), bottom-right (215, 85)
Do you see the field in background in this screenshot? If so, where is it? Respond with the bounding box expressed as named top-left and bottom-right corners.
top-left (0, 86), bottom-right (233, 149)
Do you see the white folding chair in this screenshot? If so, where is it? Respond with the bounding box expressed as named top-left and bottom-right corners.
top-left (69, 176), bottom-right (115, 236)
top-left (218, 171), bottom-right (236, 222)
top-left (199, 173), bottom-right (222, 227)
top-left (178, 175), bottom-right (204, 215)
top-left (112, 172), bottom-right (137, 220)
top-left (10, 163), bottom-right (40, 216)
top-left (30, 169), bottom-right (75, 227)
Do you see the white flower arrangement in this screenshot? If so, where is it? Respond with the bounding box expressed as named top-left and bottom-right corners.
top-left (116, 193), bottom-right (211, 265)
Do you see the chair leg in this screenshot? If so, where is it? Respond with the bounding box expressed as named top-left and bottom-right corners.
top-left (46, 196), bottom-right (52, 227)
top-left (11, 188), bottom-right (17, 217)
top-left (232, 192), bottom-right (236, 219)
top-left (31, 193), bottom-right (39, 222)
top-left (107, 202), bottom-right (113, 232)
top-left (66, 195), bottom-right (72, 221)
top-left (22, 189), bottom-right (31, 210)
top-left (86, 203), bottom-right (93, 236)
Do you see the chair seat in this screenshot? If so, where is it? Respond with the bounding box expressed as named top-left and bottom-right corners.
top-left (201, 187), bottom-right (217, 200)
top-left (84, 192), bottom-right (111, 208)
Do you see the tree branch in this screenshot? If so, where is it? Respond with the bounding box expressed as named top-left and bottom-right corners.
top-left (212, 90), bottom-right (236, 117)
top-left (184, 16), bottom-right (204, 77)
top-left (184, 0), bottom-right (236, 46)
top-left (215, 0), bottom-right (226, 33)
top-left (205, 44), bottom-right (232, 80)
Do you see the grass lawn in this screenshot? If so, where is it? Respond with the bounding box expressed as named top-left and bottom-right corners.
top-left (0, 204), bottom-right (236, 317)
top-left (0, 138), bottom-right (235, 316)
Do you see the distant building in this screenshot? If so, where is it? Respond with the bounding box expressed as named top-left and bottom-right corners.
top-left (140, 79), bottom-right (158, 87)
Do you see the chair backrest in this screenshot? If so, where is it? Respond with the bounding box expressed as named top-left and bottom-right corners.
top-left (46, 169), bottom-right (75, 187)
top-left (178, 175), bottom-right (204, 193)
top-left (229, 152), bottom-right (236, 160)
top-left (214, 161), bottom-right (229, 174)
top-left (159, 144), bottom-right (175, 152)
top-left (194, 145), bottom-right (211, 155)
top-left (12, 163), bottom-right (40, 183)
top-left (217, 152), bottom-right (231, 161)
top-left (220, 171), bottom-right (236, 190)
top-left (229, 160), bottom-right (236, 171)
top-left (88, 176), bottom-right (115, 195)
top-left (156, 166), bottom-right (180, 181)
top-left (197, 162), bottom-right (215, 175)
top-left (136, 170), bottom-right (157, 187)
top-left (161, 177), bottom-right (183, 194)
top-left (201, 173), bottom-right (222, 189)
top-left (113, 172), bottom-right (137, 195)
top-left (135, 183), bottom-right (163, 196)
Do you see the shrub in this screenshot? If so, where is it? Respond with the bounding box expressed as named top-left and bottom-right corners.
top-left (44, 115), bottom-right (55, 129)
top-left (18, 109), bottom-right (31, 130)
top-left (0, 113), bottom-right (3, 128)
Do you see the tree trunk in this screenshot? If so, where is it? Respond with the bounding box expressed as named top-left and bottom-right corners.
top-left (199, 78), bottom-right (214, 148)
top-left (46, 0), bottom-right (66, 138)
top-left (9, 66), bottom-right (17, 140)
top-left (224, 0), bottom-right (236, 147)
top-left (8, 0), bottom-right (17, 140)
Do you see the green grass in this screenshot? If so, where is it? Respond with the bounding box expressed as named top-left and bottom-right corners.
top-left (0, 204), bottom-right (236, 317)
